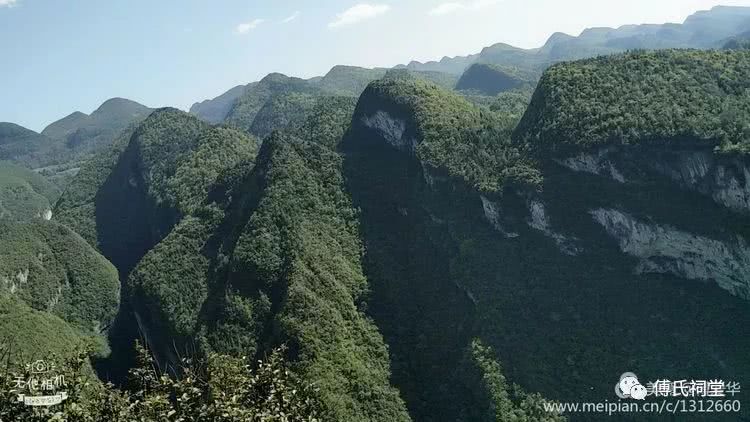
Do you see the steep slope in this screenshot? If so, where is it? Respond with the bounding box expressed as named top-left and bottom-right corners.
top-left (0, 220), bottom-right (120, 361)
top-left (343, 59), bottom-right (750, 420)
top-left (0, 161), bottom-right (60, 221)
top-left (57, 98), bottom-right (413, 421)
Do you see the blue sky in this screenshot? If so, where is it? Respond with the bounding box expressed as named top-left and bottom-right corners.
top-left (1, 0), bottom-right (749, 131)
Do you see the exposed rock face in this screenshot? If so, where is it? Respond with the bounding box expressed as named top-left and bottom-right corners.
top-left (361, 111), bottom-right (417, 153)
top-left (556, 148), bottom-right (625, 183)
top-left (559, 145), bottom-right (750, 214)
top-left (591, 208), bottom-right (750, 299)
top-left (480, 195), bottom-right (518, 238)
top-left (646, 149), bottom-right (750, 214)
top-left (527, 200), bottom-right (581, 255)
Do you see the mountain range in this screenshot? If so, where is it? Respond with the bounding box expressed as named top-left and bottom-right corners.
top-left (0, 5), bottom-right (749, 422)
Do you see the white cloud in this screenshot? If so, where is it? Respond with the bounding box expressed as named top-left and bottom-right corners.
top-left (282, 11), bottom-right (300, 23)
top-left (235, 19), bottom-right (264, 34)
top-left (429, 0), bottom-right (501, 16)
top-left (328, 4), bottom-right (391, 28)
top-left (0, 0), bottom-right (17, 7)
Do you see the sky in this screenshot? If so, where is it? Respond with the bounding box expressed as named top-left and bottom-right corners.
top-left (1, 0), bottom-right (750, 131)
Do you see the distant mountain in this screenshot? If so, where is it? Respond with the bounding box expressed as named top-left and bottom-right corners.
top-left (42, 97), bottom-right (152, 151)
top-left (223, 73), bottom-right (319, 132)
top-left (394, 53), bottom-right (480, 75)
top-left (191, 65), bottom-right (460, 131)
top-left (0, 98), bottom-right (154, 189)
top-left (313, 65), bottom-right (388, 96)
top-left (400, 5), bottom-right (750, 74)
top-left (0, 123), bottom-right (53, 168)
top-left (455, 63), bottom-right (532, 95)
top-left (189, 84), bottom-right (250, 124)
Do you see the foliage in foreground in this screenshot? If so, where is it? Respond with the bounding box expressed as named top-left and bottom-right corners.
top-left (0, 344), bottom-right (322, 422)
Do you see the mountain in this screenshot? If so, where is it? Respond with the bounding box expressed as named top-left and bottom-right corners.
top-left (0, 98), bottom-right (152, 191)
top-left (42, 97), bottom-right (152, 153)
top-left (54, 100), bottom-right (418, 420)
top-left (313, 65), bottom-right (388, 96)
top-left (340, 50), bottom-right (750, 420)
top-left (190, 65), bottom-right (458, 130)
top-left (394, 53), bottom-right (480, 75)
top-left (223, 73), bottom-right (319, 131)
top-left (400, 5), bottom-right (750, 74)
top-left (455, 63), bottom-right (534, 95)
top-left (189, 84), bottom-right (250, 124)
top-left (0, 219), bottom-right (119, 363)
top-left (0, 123), bottom-right (53, 168)
top-left (0, 161), bottom-right (60, 221)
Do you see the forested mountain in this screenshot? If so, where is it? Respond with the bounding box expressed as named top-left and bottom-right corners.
top-left (0, 98), bottom-right (152, 190)
top-left (0, 219), bottom-right (119, 362)
top-left (0, 161), bottom-right (59, 221)
top-left (455, 63), bottom-right (536, 95)
top-left (0, 123), bottom-right (54, 168)
top-left (2, 6), bottom-right (750, 421)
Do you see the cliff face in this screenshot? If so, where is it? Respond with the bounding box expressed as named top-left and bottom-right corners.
top-left (552, 144), bottom-right (750, 299)
top-left (345, 74), bottom-right (750, 421)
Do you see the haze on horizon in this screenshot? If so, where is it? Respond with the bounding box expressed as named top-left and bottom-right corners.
top-left (1, 0), bottom-right (749, 131)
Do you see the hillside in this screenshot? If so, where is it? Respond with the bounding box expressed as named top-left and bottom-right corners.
top-left (455, 63), bottom-right (533, 95)
top-left (55, 99), bottom-right (418, 420)
top-left (0, 123), bottom-right (54, 168)
top-left (0, 161), bottom-right (60, 221)
top-left (0, 98), bottom-right (152, 190)
top-left (342, 53), bottom-right (750, 420)
top-left (0, 220), bottom-right (119, 361)
top-left (515, 49), bottom-right (750, 155)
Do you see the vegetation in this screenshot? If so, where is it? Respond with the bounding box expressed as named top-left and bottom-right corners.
top-left (218, 132), bottom-right (410, 421)
top-left (0, 220), bottom-right (119, 336)
top-left (314, 65), bottom-right (388, 96)
top-left (0, 123), bottom-right (54, 169)
top-left (0, 343), bottom-right (323, 421)
top-left (249, 92), bottom-right (318, 139)
top-left (456, 63), bottom-right (532, 96)
top-left (224, 73), bottom-right (319, 131)
top-left (0, 294), bottom-right (95, 363)
top-left (515, 49), bottom-right (750, 155)
top-left (0, 161), bottom-right (60, 221)
top-left (462, 340), bottom-right (565, 422)
top-left (355, 76), bottom-right (541, 193)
